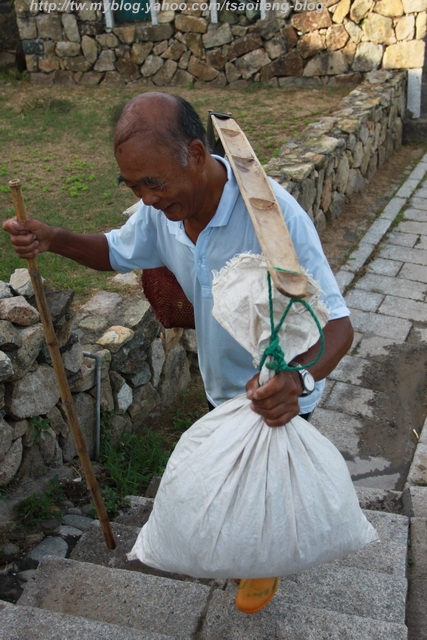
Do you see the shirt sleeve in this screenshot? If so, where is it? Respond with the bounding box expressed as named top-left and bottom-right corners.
top-left (104, 203), bottom-right (164, 273)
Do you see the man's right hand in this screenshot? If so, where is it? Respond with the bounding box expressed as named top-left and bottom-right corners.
top-left (2, 216), bottom-right (113, 271)
top-left (2, 217), bottom-right (53, 260)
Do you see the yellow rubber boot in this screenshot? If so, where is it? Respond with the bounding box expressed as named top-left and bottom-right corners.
top-left (235, 577), bottom-right (279, 614)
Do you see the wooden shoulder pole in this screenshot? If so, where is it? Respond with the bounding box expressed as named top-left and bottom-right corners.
top-left (8, 179), bottom-right (116, 550)
top-left (210, 113), bottom-right (308, 299)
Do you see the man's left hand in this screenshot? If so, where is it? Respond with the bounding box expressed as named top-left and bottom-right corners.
top-left (246, 370), bottom-right (302, 427)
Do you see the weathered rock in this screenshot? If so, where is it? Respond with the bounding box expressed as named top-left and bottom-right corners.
top-left (128, 382), bottom-right (160, 422)
top-left (362, 13), bottom-right (396, 45)
top-left (0, 321), bottom-right (22, 351)
top-left (62, 13), bottom-right (80, 43)
top-left (162, 41), bottom-right (185, 61)
top-left (383, 40), bottom-right (426, 69)
top-left (188, 56), bottom-right (219, 81)
top-left (56, 41), bottom-right (81, 57)
top-left (0, 296), bottom-right (39, 326)
top-left (149, 338), bottom-right (165, 388)
top-left (375, 0), bottom-right (403, 17)
top-left (401, 0), bottom-right (427, 11)
top-left (297, 32), bottom-right (325, 59)
top-left (349, 0), bottom-right (374, 24)
top-left (175, 14), bottom-right (207, 34)
top-left (0, 417), bottom-right (13, 462)
top-left (159, 345), bottom-right (191, 405)
top-left (0, 282), bottom-right (12, 300)
top-left (113, 25), bottom-right (136, 44)
top-left (0, 439), bottom-right (23, 487)
top-left (136, 22), bottom-right (174, 42)
top-left (153, 58), bottom-right (177, 85)
top-left (7, 324), bottom-right (45, 381)
top-left (36, 14), bottom-right (63, 40)
top-left (202, 23), bottom-right (232, 49)
top-left (332, 0), bottom-right (351, 24)
top-left (235, 47), bottom-right (270, 79)
top-left (352, 42), bottom-right (384, 71)
top-left (81, 35), bottom-right (98, 63)
top-left (130, 42), bottom-right (152, 64)
top-left (395, 15), bottom-right (415, 41)
top-left (94, 49), bottom-right (116, 72)
top-left (291, 7), bottom-right (332, 32)
top-left (96, 325), bottom-right (134, 353)
top-left (9, 269), bottom-right (35, 298)
top-left (96, 33), bottom-right (119, 48)
top-left (140, 54), bottom-right (164, 77)
top-left (326, 25), bottom-right (349, 51)
top-left (184, 32), bottom-right (203, 58)
top-left (0, 352), bottom-right (14, 381)
top-left (228, 33), bottom-right (262, 59)
top-left (5, 364), bottom-right (60, 419)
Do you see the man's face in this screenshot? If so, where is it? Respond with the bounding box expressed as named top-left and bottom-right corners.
top-left (115, 136), bottom-right (203, 224)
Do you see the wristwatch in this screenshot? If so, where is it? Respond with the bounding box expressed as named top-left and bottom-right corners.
top-left (289, 361), bottom-right (315, 396)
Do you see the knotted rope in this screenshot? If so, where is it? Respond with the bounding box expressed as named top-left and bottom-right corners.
top-left (258, 271), bottom-right (325, 376)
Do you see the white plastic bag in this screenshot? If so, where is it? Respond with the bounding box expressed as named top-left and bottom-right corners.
top-left (128, 254), bottom-right (378, 578)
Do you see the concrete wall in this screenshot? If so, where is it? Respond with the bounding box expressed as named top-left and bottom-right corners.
top-left (14, 0), bottom-right (426, 87)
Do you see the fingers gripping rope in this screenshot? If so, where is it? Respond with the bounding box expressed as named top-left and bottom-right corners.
top-left (258, 272), bottom-right (325, 375)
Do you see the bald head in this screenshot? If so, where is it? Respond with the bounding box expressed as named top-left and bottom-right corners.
top-left (114, 92), bottom-right (207, 166)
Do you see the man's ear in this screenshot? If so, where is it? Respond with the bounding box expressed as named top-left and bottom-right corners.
top-left (188, 139), bottom-right (207, 166)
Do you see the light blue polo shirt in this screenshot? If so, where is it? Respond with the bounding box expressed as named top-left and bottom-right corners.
top-left (105, 157), bottom-right (349, 413)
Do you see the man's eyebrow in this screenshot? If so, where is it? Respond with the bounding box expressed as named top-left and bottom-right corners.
top-left (117, 175), bottom-right (165, 187)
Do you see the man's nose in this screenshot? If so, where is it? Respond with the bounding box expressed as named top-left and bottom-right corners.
top-left (134, 186), bottom-right (161, 206)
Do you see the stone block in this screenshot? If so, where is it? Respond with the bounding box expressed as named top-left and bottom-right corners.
top-left (202, 23), bottom-right (232, 49)
top-left (363, 13), bottom-right (396, 45)
top-left (62, 13), bottom-right (80, 43)
top-left (383, 40), bottom-right (426, 69)
top-left (353, 42), bottom-right (384, 71)
top-left (188, 55), bottom-right (218, 81)
top-left (175, 13), bottom-right (206, 34)
top-left (350, 0), bottom-right (374, 24)
top-left (291, 7), bottom-right (332, 33)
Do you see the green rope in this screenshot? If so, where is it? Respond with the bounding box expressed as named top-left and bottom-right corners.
top-left (258, 272), bottom-right (325, 375)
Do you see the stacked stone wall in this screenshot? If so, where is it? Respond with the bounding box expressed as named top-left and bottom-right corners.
top-left (0, 271), bottom-right (196, 488)
top-left (14, 0), bottom-right (426, 86)
top-left (265, 68), bottom-right (406, 230)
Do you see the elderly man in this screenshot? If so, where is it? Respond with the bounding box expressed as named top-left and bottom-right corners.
top-left (3, 92), bottom-right (353, 613)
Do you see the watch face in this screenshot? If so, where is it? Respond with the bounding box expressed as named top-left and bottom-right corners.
top-left (302, 370), bottom-right (315, 393)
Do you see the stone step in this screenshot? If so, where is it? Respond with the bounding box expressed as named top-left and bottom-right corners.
top-left (201, 595), bottom-right (408, 640)
top-left (17, 507), bottom-right (409, 639)
top-left (18, 556), bottom-right (211, 638)
top-left (0, 601), bottom-right (178, 640)
top-left (70, 519), bottom-right (219, 585)
top-left (71, 507), bottom-right (409, 579)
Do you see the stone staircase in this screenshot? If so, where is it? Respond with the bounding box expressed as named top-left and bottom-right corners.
top-left (0, 495), bottom-right (410, 640)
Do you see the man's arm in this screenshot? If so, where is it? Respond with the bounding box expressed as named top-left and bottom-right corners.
top-left (246, 316), bottom-right (354, 427)
top-left (2, 218), bottom-right (113, 271)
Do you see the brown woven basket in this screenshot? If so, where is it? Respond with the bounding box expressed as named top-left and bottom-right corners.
top-left (141, 266), bottom-right (195, 329)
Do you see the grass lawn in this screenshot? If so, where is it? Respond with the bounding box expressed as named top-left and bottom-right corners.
top-left (0, 77), bottom-right (352, 301)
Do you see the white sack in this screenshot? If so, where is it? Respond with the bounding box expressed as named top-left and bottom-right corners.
top-left (128, 254), bottom-right (378, 578)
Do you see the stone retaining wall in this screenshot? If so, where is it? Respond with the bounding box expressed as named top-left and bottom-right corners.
top-left (0, 270), bottom-right (197, 487)
top-left (15, 0), bottom-right (426, 86)
top-left (265, 68), bottom-right (406, 230)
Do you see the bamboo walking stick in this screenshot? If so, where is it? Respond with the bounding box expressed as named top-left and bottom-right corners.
top-left (9, 179), bottom-right (116, 550)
